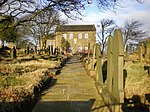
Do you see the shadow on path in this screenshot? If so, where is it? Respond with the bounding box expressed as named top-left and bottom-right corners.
top-left (32, 99), bottom-right (96, 112)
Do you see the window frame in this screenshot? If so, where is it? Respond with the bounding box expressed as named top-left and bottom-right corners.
top-left (78, 33), bottom-right (82, 39)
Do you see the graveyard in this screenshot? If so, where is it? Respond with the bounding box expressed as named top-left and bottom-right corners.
top-left (0, 28), bottom-right (150, 112)
top-left (0, 46), bottom-right (69, 111)
top-left (0, 0), bottom-right (150, 112)
top-left (83, 29), bottom-right (150, 111)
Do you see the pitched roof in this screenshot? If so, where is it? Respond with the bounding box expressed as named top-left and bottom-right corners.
top-left (56, 25), bottom-right (96, 32)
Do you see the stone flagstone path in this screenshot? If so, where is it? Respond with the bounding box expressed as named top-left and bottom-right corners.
top-left (32, 55), bottom-right (108, 112)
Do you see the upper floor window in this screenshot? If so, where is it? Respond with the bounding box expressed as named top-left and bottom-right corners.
top-left (78, 33), bottom-right (82, 39)
top-left (85, 33), bottom-right (88, 39)
top-left (69, 33), bottom-right (73, 39)
top-left (63, 34), bottom-right (67, 39)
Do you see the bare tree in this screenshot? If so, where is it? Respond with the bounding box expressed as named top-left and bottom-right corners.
top-left (0, 16), bottom-right (17, 47)
top-left (0, 0), bottom-right (144, 47)
top-left (20, 9), bottom-right (63, 49)
top-left (122, 19), bottom-right (146, 47)
top-left (0, 0), bottom-right (86, 31)
top-left (96, 0), bottom-right (144, 10)
top-left (97, 19), bottom-right (116, 55)
top-left (36, 9), bottom-right (60, 49)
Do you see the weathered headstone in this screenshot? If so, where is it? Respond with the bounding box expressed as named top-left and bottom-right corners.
top-left (48, 45), bottom-right (51, 55)
top-left (35, 46), bottom-right (37, 54)
top-left (11, 46), bottom-right (17, 59)
top-left (145, 41), bottom-right (150, 62)
top-left (88, 43), bottom-right (90, 57)
top-left (107, 35), bottom-right (113, 93)
top-left (57, 47), bottom-right (59, 55)
top-left (92, 44), bottom-right (96, 71)
top-left (138, 43), bottom-right (145, 63)
top-left (112, 29), bottom-right (124, 103)
top-left (95, 44), bottom-right (103, 83)
top-left (54, 48), bottom-right (57, 55)
top-left (27, 45), bottom-right (30, 55)
top-left (125, 44), bottom-right (129, 59)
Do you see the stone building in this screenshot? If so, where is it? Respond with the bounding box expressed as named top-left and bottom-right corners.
top-left (55, 24), bottom-right (96, 54)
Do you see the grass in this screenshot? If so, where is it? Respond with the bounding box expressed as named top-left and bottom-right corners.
top-left (0, 54), bottom-right (63, 102)
top-left (125, 61), bottom-right (150, 101)
top-left (0, 76), bottom-right (26, 87)
top-left (0, 59), bottom-right (60, 87)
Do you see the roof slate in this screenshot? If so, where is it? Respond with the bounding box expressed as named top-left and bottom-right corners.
top-left (56, 25), bottom-right (96, 32)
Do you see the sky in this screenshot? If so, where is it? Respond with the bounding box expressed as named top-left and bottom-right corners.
top-left (66, 0), bottom-right (150, 36)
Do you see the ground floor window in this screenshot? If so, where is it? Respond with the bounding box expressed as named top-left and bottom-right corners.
top-left (69, 47), bottom-right (73, 53)
top-left (78, 46), bottom-right (82, 52)
top-left (84, 46), bottom-right (88, 54)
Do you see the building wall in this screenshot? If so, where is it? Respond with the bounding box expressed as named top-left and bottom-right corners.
top-left (55, 31), bottom-right (96, 54)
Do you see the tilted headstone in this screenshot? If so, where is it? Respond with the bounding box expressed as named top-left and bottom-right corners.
top-left (112, 29), bottom-right (124, 103)
top-left (92, 29), bottom-right (124, 112)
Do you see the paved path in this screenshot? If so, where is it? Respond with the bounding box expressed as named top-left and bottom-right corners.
top-left (32, 56), bottom-right (107, 112)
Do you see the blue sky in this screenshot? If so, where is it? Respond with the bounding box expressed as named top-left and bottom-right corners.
top-left (66, 0), bottom-right (150, 36)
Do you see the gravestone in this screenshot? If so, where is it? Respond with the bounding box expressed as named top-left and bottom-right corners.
top-left (35, 46), bottom-right (37, 54)
top-left (107, 35), bottom-right (113, 93)
top-left (111, 29), bottom-right (124, 103)
top-left (145, 41), bottom-right (150, 62)
top-left (92, 44), bottom-right (96, 71)
top-left (88, 43), bottom-right (90, 57)
top-left (54, 48), bottom-right (57, 55)
top-left (138, 43), bottom-right (145, 63)
top-left (95, 44), bottom-right (103, 84)
top-left (48, 45), bottom-right (51, 55)
top-left (11, 46), bottom-right (17, 59)
top-left (86, 29), bottom-right (124, 112)
top-left (51, 45), bottom-right (53, 55)
top-left (102, 29), bottom-right (124, 112)
top-left (125, 44), bottom-right (129, 59)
